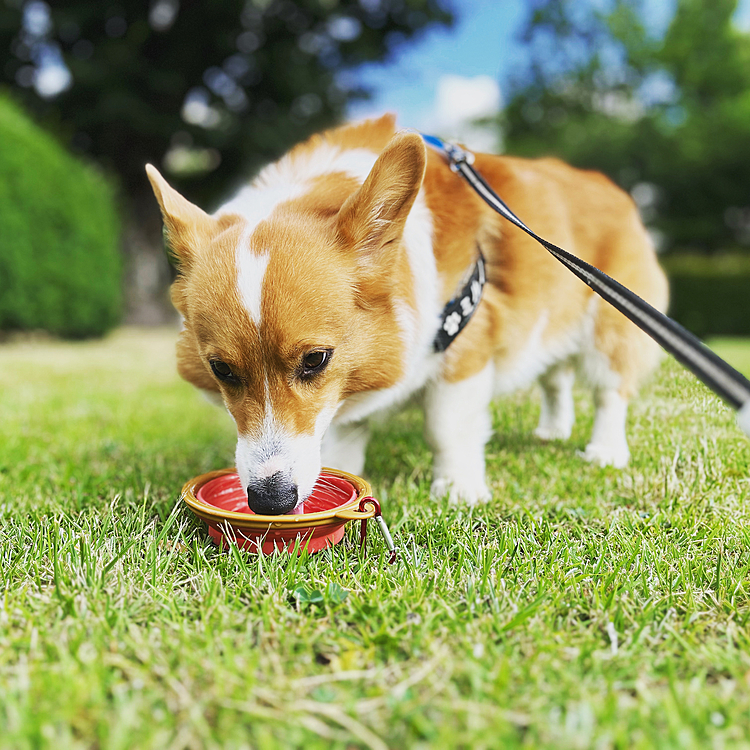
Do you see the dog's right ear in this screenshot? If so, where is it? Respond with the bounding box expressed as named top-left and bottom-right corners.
top-left (146, 164), bottom-right (214, 269)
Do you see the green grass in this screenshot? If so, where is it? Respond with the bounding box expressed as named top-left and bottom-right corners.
top-left (1, 328), bottom-right (749, 749)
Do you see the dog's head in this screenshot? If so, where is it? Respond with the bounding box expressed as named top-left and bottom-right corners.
top-left (147, 129), bottom-right (426, 514)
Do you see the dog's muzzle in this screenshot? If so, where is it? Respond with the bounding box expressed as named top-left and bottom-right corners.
top-left (246, 472), bottom-right (299, 515)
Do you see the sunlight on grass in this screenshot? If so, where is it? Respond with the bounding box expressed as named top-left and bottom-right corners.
top-left (0, 327), bottom-right (749, 748)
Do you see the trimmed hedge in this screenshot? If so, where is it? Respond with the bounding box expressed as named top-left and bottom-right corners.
top-left (662, 253), bottom-right (750, 338)
top-left (0, 94), bottom-right (121, 338)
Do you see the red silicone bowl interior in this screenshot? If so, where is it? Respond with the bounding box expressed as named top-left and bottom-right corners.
top-left (196, 470), bottom-right (358, 516)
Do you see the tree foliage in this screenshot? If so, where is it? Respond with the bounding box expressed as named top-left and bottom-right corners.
top-left (0, 0), bottom-right (452, 208)
top-left (503, 0), bottom-right (750, 252)
top-left (0, 0), bottom-right (452, 320)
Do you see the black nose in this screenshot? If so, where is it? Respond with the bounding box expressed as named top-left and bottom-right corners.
top-left (247, 472), bottom-right (299, 515)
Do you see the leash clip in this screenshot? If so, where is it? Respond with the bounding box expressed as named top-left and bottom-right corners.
top-left (358, 497), bottom-right (398, 564)
top-left (421, 133), bottom-right (475, 172)
top-left (443, 141), bottom-right (476, 173)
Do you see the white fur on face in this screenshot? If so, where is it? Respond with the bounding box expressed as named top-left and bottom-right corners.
top-left (236, 242), bottom-right (270, 326)
top-left (234, 402), bottom-right (338, 506)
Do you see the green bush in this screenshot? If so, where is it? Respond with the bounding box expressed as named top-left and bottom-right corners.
top-left (662, 253), bottom-right (750, 338)
top-left (0, 94), bottom-right (121, 338)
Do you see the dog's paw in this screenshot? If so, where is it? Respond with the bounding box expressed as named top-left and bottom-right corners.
top-left (578, 442), bottom-right (630, 469)
top-left (430, 476), bottom-right (491, 506)
top-left (534, 424), bottom-right (572, 441)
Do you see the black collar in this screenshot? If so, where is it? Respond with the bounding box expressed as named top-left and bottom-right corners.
top-left (433, 251), bottom-right (486, 353)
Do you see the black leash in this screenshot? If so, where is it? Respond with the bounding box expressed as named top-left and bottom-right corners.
top-left (422, 133), bottom-right (750, 436)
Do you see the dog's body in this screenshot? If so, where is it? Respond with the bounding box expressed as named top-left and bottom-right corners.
top-left (147, 114), bottom-right (668, 513)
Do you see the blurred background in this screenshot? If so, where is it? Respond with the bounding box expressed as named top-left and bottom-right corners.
top-left (1, 0), bottom-right (749, 340)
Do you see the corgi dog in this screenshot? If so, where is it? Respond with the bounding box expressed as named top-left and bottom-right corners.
top-left (146, 114), bottom-right (668, 514)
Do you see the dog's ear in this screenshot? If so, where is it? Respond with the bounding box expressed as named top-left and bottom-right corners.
top-left (146, 164), bottom-right (214, 270)
top-left (336, 132), bottom-right (426, 259)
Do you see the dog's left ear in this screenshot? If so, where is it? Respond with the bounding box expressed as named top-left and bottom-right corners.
top-left (336, 132), bottom-right (426, 258)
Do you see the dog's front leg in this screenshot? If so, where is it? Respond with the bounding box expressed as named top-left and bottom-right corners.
top-left (424, 362), bottom-right (494, 505)
top-left (321, 420), bottom-right (371, 476)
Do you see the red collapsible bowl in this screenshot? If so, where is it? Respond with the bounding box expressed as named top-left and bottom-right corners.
top-left (181, 467), bottom-right (376, 554)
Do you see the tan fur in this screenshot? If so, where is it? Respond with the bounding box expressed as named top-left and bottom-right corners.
top-left (427, 153), bottom-right (669, 387)
top-left (147, 115), bottom-right (668, 506)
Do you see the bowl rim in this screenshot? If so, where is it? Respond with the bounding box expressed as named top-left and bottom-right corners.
top-left (181, 467), bottom-right (375, 530)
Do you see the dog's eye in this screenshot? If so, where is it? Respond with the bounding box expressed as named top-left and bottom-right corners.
top-left (301, 349), bottom-right (331, 378)
top-left (210, 359), bottom-right (236, 382)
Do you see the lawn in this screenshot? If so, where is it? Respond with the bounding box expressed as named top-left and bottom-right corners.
top-left (1, 327), bottom-right (749, 749)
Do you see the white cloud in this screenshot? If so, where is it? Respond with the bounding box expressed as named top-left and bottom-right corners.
top-left (348, 73), bottom-right (503, 153)
top-left (431, 75), bottom-right (502, 153)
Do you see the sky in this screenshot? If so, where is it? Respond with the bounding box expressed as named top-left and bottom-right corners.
top-left (348, 0), bottom-right (750, 147)
top-left (348, 0), bottom-right (528, 133)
